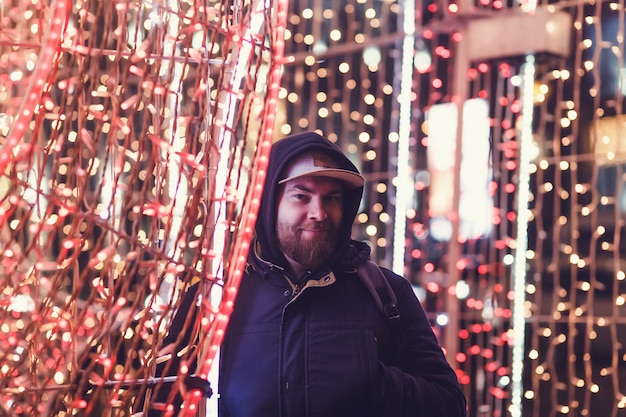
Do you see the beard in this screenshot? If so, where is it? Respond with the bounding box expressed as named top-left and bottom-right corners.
top-left (277, 221), bottom-right (338, 271)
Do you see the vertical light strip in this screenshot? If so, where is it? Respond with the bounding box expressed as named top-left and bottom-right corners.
top-left (192, 0), bottom-right (288, 413)
top-left (392, 0), bottom-right (415, 274)
top-left (214, 0), bottom-right (267, 272)
top-left (193, 1), bottom-right (273, 415)
top-left (165, 0), bottom-right (187, 256)
top-left (510, 53), bottom-right (535, 417)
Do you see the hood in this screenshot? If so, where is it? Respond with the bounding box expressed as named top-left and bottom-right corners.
top-left (255, 131), bottom-right (365, 269)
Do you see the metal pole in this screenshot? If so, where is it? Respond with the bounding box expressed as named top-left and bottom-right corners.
top-left (444, 26), bottom-right (470, 368)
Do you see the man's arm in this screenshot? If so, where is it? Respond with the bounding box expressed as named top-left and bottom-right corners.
top-left (145, 283), bottom-right (202, 416)
top-left (378, 271), bottom-right (467, 417)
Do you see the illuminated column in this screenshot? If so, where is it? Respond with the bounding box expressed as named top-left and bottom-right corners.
top-left (392, 0), bottom-right (416, 275)
top-left (509, 52), bottom-right (536, 417)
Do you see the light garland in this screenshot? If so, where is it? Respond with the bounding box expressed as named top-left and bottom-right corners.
top-left (0, 0), bottom-right (285, 415)
top-left (509, 53), bottom-right (535, 417)
top-left (4, 0), bottom-right (626, 416)
top-left (392, 0), bottom-right (417, 276)
top-left (280, 1), bottom-right (626, 416)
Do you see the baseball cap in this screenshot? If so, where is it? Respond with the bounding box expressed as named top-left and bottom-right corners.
top-left (278, 152), bottom-right (365, 189)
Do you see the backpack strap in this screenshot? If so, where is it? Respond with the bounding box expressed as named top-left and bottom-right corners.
top-left (357, 260), bottom-right (407, 366)
top-left (356, 260), bottom-right (400, 322)
top-left (356, 260), bottom-right (407, 364)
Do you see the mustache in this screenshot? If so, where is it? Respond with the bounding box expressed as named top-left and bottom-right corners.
top-left (297, 222), bottom-right (330, 231)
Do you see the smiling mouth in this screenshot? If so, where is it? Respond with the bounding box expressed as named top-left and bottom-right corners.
top-left (300, 228), bottom-right (326, 233)
top-left (298, 228), bottom-right (329, 238)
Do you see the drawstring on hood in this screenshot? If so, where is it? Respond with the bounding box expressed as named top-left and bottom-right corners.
top-left (255, 131), bottom-right (366, 271)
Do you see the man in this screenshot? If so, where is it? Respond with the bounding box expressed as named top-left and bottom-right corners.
top-left (151, 131), bottom-right (466, 417)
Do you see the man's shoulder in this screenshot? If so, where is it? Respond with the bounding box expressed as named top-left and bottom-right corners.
top-left (363, 262), bottom-right (409, 288)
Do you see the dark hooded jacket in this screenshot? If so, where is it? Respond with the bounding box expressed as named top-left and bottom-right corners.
top-left (146, 132), bottom-right (466, 416)
top-left (217, 132), bottom-right (466, 417)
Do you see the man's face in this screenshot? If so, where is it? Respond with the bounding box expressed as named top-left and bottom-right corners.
top-left (276, 176), bottom-right (344, 272)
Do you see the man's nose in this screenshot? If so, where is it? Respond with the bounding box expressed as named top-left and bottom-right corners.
top-left (307, 198), bottom-right (327, 220)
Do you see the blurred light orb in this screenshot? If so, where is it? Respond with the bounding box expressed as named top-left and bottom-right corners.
top-left (312, 41), bottom-right (328, 56)
top-left (414, 48), bottom-right (431, 73)
top-left (456, 280), bottom-right (470, 299)
top-left (363, 45), bottom-right (381, 67)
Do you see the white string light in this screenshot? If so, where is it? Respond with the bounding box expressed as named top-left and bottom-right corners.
top-left (510, 53), bottom-right (536, 417)
top-left (392, 0), bottom-right (416, 275)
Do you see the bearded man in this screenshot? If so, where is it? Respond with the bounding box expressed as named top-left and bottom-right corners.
top-left (149, 131), bottom-right (467, 417)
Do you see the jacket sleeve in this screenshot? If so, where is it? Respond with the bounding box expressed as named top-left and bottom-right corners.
top-left (145, 283), bottom-right (202, 417)
top-left (377, 272), bottom-right (467, 417)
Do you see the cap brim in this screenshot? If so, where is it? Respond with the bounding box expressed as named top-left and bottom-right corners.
top-left (278, 169), bottom-right (365, 188)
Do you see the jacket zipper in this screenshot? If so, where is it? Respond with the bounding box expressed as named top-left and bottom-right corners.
top-left (278, 270), bottom-right (335, 417)
top-left (292, 284), bottom-right (301, 296)
top-left (283, 272), bottom-right (308, 300)
top-left (278, 274), bottom-right (304, 417)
